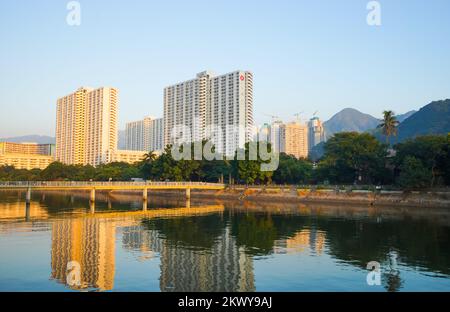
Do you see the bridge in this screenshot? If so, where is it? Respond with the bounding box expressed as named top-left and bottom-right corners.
top-left (0, 181), bottom-right (226, 204)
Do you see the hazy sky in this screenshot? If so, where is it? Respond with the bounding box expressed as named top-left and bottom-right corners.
top-left (1, 0), bottom-right (449, 137)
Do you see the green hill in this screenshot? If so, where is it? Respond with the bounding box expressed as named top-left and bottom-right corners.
top-left (395, 99), bottom-right (450, 142)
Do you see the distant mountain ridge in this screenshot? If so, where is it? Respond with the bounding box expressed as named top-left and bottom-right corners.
top-left (323, 108), bottom-right (380, 138)
top-left (1, 131), bottom-right (128, 149)
top-left (395, 99), bottom-right (450, 142)
top-left (0, 135), bottom-right (55, 144)
top-left (396, 110), bottom-right (417, 123)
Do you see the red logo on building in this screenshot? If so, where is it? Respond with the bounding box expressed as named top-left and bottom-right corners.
top-left (240, 75), bottom-right (245, 81)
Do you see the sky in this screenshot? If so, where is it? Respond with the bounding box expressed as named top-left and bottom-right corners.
top-left (0, 0), bottom-right (449, 137)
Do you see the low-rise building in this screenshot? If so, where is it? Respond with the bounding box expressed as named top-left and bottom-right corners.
top-left (0, 153), bottom-right (54, 170)
top-left (0, 142), bottom-right (55, 170)
top-left (0, 142), bottom-right (55, 156)
top-left (111, 150), bottom-right (147, 164)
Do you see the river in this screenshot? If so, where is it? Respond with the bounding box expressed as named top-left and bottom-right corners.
top-left (0, 190), bottom-right (449, 292)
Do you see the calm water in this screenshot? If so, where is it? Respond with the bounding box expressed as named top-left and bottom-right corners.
top-left (0, 190), bottom-right (450, 292)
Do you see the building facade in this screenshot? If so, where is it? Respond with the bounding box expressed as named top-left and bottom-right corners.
top-left (55, 87), bottom-right (118, 167)
top-left (111, 150), bottom-right (147, 164)
top-left (125, 117), bottom-right (164, 152)
top-left (280, 121), bottom-right (309, 159)
top-left (163, 70), bottom-right (254, 156)
top-left (0, 142), bottom-right (55, 170)
top-left (0, 153), bottom-right (53, 170)
top-left (269, 120), bottom-right (284, 154)
top-left (308, 117), bottom-right (326, 150)
top-left (0, 142), bottom-right (54, 156)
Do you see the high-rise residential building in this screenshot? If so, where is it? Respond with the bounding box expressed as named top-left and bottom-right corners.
top-left (256, 123), bottom-right (271, 142)
top-left (55, 87), bottom-right (88, 165)
top-left (308, 117), bottom-right (325, 150)
top-left (125, 117), bottom-right (164, 152)
top-left (280, 121), bottom-right (309, 159)
top-left (125, 119), bottom-right (147, 151)
top-left (55, 87), bottom-right (118, 167)
top-left (269, 120), bottom-right (284, 154)
top-left (163, 70), bottom-right (254, 156)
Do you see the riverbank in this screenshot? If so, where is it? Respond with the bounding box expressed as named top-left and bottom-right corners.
top-left (144, 187), bottom-right (450, 208)
top-left (2, 185), bottom-right (448, 208)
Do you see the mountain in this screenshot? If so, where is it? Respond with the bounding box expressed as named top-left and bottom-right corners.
top-left (1, 131), bottom-right (128, 149)
top-left (0, 135), bottom-right (55, 144)
top-left (395, 99), bottom-right (450, 142)
top-left (323, 108), bottom-right (380, 138)
top-left (396, 110), bottom-right (417, 123)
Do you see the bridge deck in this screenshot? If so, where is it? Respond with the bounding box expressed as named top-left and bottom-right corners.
top-left (0, 181), bottom-right (225, 191)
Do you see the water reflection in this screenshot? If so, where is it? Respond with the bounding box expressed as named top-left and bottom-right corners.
top-left (0, 190), bottom-right (450, 292)
top-left (51, 218), bottom-right (116, 291)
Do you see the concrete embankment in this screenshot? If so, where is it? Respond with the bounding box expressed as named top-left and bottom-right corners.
top-left (142, 187), bottom-right (450, 208)
top-left (30, 186), bottom-right (449, 208)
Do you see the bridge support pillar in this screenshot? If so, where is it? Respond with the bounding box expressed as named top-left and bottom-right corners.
top-left (25, 204), bottom-right (30, 221)
top-left (186, 188), bottom-right (191, 200)
top-left (143, 188), bottom-right (148, 201)
top-left (26, 187), bottom-right (31, 205)
top-left (143, 199), bottom-right (148, 211)
top-left (90, 188), bottom-right (96, 203)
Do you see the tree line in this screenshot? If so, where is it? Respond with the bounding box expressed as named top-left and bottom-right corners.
top-left (1, 111), bottom-right (449, 189)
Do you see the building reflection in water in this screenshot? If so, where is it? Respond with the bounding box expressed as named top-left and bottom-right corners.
top-left (274, 228), bottom-right (326, 255)
top-left (121, 225), bottom-right (255, 292)
top-left (49, 203), bottom-right (254, 292)
top-left (51, 218), bottom-right (116, 291)
top-left (0, 201), bottom-right (48, 221)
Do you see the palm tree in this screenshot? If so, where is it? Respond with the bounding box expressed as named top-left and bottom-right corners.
top-left (141, 151), bottom-right (157, 181)
top-left (378, 111), bottom-right (399, 145)
top-left (143, 151), bottom-right (157, 163)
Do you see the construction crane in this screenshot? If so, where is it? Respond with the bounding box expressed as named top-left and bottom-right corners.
top-left (313, 110), bottom-right (318, 117)
top-left (264, 113), bottom-right (281, 123)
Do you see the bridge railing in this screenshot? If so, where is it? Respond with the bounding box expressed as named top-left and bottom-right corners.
top-left (0, 181), bottom-right (225, 188)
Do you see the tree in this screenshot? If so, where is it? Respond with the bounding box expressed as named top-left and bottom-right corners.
top-left (272, 153), bottom-right (313, 184)
top-left (378, 110), bottom-right (399, 145)
top-left (140, 151), bottom-right (158, 180)
top-left (316, 132), bottom-right (389, 184)
top-left (397, 156), bottom-right (432, 189)
top-left (394, 135), bottom-right (448, 187)
top-left (231, 142), bottom-right (274, 185)
top-left (40, 162), bottom-right (75, 181)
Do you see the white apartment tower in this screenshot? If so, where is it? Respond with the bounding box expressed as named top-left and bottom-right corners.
top-left (163, 70), bottom-right (254, 156)
top-left (270, 120), bottom-right (284, 154)
top-left (55, 87), bottom-right (118, 167)
top-left (308, 117), bottom-right (326, 150)
top-left (125, 117), bottom-right (164, 152)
